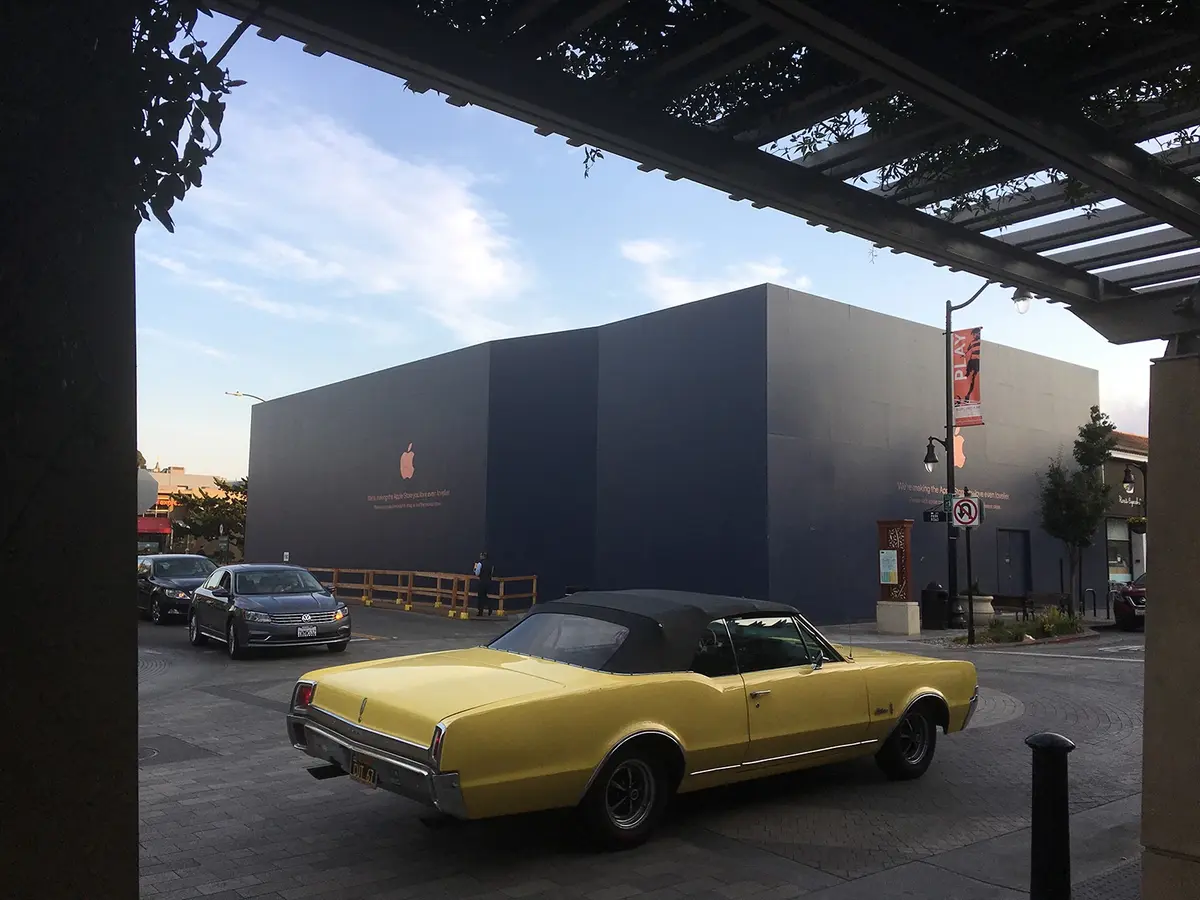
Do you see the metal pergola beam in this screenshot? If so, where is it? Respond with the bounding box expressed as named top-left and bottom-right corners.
top-left (948, 144), bottom-right (1200, 232)
top-left (723, 0), bottom-right (1200, 236)
top-left (210, 0), bottom-right (1126, 313)
top-left (996, 205), bottom-right (1156, 253)
top-left (1046, 228), bottom-right (1199, 270)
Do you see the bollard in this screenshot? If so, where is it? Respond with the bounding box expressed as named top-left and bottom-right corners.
top-left (1025, 732), bottom-right (1076, 900)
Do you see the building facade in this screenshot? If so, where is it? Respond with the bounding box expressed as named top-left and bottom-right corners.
top-left (136, 466), bottom-right (230, 555)
top-left (246, 285), bottom-right (1107, 623)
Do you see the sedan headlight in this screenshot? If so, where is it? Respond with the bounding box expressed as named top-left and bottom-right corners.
top-left (243, 609), bottom-right (272, 623)
top-left (163, 589), bottom-right (191, 600)
top-left (334, 604), bottom-right (349, 621)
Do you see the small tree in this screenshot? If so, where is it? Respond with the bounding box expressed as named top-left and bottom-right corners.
top-left (170, 477), bottom-right (248, 553)
top-left (1038, 406), bottom-right (1117, 614)
top-left (137, 450), bottom-right (147, 469)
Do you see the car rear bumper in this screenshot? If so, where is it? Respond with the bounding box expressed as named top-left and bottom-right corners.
top-left (287, 714), bottom-right (467, 819)
top-left (961, 687), bottom-right (980, 730)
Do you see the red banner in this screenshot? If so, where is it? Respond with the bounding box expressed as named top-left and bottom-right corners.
top-left (952, 326), bottom-right (983, 427)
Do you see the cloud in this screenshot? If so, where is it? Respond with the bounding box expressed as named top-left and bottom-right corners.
top-left (138, 97), bottom-right (531, 344)
top-left (619, 239), bottom-right (812, 308)
top-left (136, 326), bottom-right (228, 359)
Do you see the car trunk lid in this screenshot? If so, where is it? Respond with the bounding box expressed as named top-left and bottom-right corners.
top-left (311, 648), bottom-right (567, 748)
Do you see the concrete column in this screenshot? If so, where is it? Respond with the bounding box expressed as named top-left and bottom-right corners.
top-left (1, 3), bottom-right (139, 898)
top-left (1141, 350), bottom-right (1200, 899)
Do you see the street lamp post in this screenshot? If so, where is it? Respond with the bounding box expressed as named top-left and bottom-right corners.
top-left (923, 283), bottom-right (1033, 642)
top-left (225, 390), bottom-right (267, 403)
top-left (1122, 461), bottom-right (1148, 508)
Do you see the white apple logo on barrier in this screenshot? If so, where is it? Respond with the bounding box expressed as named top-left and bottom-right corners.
top-left (399, 443), bottom-right (415, 480)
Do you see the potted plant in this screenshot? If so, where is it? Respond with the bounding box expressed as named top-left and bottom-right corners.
top-left (1128, 516), bottom-right (1147, 535)
top-left (956, 578), bottom-right (995, 617)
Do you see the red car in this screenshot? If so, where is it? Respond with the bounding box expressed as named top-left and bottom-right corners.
top-left (1113, 573), bottom-right (1146, 631)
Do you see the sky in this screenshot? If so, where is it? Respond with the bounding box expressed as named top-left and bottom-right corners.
top-left (135, 12), bottom-right (1164, 479)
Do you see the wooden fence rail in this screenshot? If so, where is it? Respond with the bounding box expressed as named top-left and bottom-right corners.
top-left (308, 567), bottom-right (537, 620)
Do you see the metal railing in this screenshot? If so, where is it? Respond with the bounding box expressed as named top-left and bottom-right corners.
top-left (308, 567), bottom-right (537, 619)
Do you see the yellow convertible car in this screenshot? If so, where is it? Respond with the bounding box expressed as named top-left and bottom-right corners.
top-left (286, 590), bottom-right (978, 847)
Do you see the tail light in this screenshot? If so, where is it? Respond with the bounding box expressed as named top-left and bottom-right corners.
top-left (292, 680), bottom-right (316, 710)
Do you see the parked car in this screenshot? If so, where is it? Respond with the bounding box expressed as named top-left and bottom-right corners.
top-left (1114, 573), bottom-right (1146, 630)
top-left (188, 564), bottom-right (351, 659)
top-left (285, 589), bottom-right (979, 848)
top-left (137, 554), bottom-right (218, 624)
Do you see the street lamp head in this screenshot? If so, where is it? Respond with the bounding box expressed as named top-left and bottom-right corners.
top-left (1122, 464), bottom-right (1136, 494)
top-left (1012, 287), bottom-right (1033, 315)
top-left (923, 440), bottom-right (939, 473)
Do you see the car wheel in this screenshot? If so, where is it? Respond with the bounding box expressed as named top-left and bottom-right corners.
top-left (580, 747), bottom-right (669, 850)
top-left (188, 612), bottom-right (208, 646)
top-left (876, 704), bottom-right (939, 781)
top-left (150, 597), bottom-right (165, 625)
top-left (328, 640), bottom-right (349, 653)
top-left (227, 620), bottom-right (247, 660)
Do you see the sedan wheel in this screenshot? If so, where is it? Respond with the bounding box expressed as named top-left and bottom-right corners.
top-left (876, 705), bottom-right (938, 781)
top-left (150, 597), bottom-right (164, 625)
top-left (580, 747), bottom-right (669, 850)
top-left (226, 620), bottom-right (247, 660)
top-left (188, 612), bottom-right (207, 647)
top-left (605, 759), bottom-right (656, 832)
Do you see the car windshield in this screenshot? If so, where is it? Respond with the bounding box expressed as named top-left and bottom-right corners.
top-left (1133, 573), bottom-right (1146, 587)
top-left (234, 569), bottom-right (325, 595)
top-left (489, 612), bottom-right (630, 671)
top-left (154, 557), bottom-right (217, 578)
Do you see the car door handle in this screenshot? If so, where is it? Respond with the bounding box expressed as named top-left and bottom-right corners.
top-left (749, 690), bottom-right (771, 699)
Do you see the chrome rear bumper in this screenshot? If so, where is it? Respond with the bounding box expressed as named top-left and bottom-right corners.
top-left (287, 714), bottom-right (467, 818)
top-left (961, 687), bottom-right (980, 730)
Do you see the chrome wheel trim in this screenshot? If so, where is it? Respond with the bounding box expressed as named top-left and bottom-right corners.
top-left (188, 614), bottom-right (198, 642)
top-left (605, 759), bottom-right (655, 831)
top-left (151, 598), bottom-right (161, 624)
top-left (897, 713), bottom-right (930, 765)
top-left (227, 622), bottom-right (237, 657)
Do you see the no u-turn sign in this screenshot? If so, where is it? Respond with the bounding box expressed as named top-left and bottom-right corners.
top-left (951, 496), bottom-right (983, 528)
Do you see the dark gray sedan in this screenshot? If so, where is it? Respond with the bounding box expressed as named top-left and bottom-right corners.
top-left (187, 564), bottom-right (351, 660)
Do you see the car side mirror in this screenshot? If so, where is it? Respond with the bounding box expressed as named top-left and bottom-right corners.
top-left (212, 587), bottom-right (229, 598)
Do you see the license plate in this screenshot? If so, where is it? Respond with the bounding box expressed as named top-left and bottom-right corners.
top-left (297, 625), bottom-right (318, 638)
top-left (1134, 608), bottom-right (1145, 616)
top-left (349, 755), bottom-right (378, 789)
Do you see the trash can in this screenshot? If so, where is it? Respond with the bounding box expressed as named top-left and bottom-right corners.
top-left (920, 581), bottom-right (950, 630)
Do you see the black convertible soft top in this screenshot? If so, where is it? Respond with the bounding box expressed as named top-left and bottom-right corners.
top-left (515, 589), bottom-right (802, 675)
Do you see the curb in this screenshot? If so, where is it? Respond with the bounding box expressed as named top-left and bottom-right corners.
top-left (948, 629), bottom-right (1104, 650)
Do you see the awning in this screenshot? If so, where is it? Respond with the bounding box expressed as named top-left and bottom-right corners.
top-left (136, 516), bottom-right (173, 535)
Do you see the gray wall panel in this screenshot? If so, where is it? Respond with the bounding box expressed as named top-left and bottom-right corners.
top-left (766, 286), bottom-right (1106, 623)
top-left (594, 287), bottom-right (769, 599)
top-left (245, 346), bottom-right (490, 574)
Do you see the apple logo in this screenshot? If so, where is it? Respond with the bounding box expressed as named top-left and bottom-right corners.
top-left (953, 428), bottom-right (966, 469)
top-left (399, 443), bottom-right (415, 480)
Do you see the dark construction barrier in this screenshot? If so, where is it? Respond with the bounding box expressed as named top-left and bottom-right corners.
top-left (1026, 731), bottom-right (1077, 900)
top-left (308, 567), bottom-right (537, 619)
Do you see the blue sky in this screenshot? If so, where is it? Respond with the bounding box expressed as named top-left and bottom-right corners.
top-left (135, 12), bottom-right (1163, 478)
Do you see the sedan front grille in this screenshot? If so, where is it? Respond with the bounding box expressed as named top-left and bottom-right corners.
top-left (269, 610), bottom-right (339, 625)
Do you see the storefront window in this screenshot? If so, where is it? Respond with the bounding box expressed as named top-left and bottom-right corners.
top-left (1106, 518), bottom-right (1132, 584)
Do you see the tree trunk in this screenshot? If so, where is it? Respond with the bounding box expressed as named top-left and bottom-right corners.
top-left (1, 3), bottom-right (139, 898)
top-left (1064, 545), bottom-right (1079, 617)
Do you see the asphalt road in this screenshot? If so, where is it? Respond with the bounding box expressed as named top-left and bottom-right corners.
top-left (137, 608), bottom-right (1145, 899)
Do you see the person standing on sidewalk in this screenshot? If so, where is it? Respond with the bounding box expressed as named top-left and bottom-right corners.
top-left (474, 550), bottom-right (495, 616)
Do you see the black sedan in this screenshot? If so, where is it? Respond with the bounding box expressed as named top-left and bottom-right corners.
top-left (138, 554), bottom-right (218, 624)
top-left (187, 564), bottom-right (351, 659)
